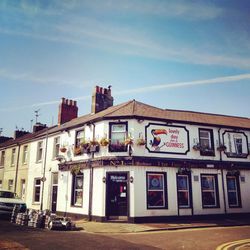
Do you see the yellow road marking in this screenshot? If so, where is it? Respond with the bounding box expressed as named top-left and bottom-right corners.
top-left (216, 239), bottom-right (250, 250)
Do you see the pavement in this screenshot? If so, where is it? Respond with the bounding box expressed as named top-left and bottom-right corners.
top-left (74, 217), bottom-right (250, 234)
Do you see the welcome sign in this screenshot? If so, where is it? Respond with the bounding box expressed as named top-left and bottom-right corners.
top-left (145, 123), bottom-right (190, 154)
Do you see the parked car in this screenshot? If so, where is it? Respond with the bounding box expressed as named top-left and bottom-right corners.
top-left (0, 190), bottom-right (26, 216)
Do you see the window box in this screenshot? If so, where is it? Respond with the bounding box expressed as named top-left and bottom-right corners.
top-left (74, 147), bottom-right (82, 156)
top-left (109, 143), bottom-right (127, 152)
top-left (89, 144), bottom-right (100, 153)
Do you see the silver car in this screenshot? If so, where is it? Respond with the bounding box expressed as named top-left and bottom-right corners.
top-left (0, 190), bottom-right (26, 216)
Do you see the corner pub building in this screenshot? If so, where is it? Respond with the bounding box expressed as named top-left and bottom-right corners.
top-left (21, 86), bottom-right (250, 222)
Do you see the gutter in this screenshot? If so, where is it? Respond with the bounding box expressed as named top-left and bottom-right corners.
top-left (14, 143), bottom-right (21, 193)
top-left (88, 123), bottom-right (95, 221)
top-left (218, 127), bottom-right (227, 214)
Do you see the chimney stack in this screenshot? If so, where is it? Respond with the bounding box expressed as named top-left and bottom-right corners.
top-left (14, 130), bottom-right (30, 139)
top-left (58, 98), bottom-right (78, 125)
top-left (91, 85), bottom-right (114, 114)
top-left (33, 123), bottom-right (47, 133)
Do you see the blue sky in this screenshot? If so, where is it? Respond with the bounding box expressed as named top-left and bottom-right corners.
top-left (0, 0), bottom-right (250, 137)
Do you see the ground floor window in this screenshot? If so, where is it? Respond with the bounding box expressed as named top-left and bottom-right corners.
top-left (226, 175), bottom-right (241, 208)
top-left (146, 172), bottom-right (167, 209)
top-left (8, 179), bottom-right (13, 191)
top-left (71, 173), bottom-right (83, 206)
top-left (34, 178), bottom-right (41, 203)
top-left (177, 174), bottom-right (191, 208)
top-left (201, 174), bottom-right (219, 208)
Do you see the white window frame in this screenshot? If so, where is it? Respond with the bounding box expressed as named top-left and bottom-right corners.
top-left (53, 137), bottom-right (60, 159)
top-left (75, 130), bottom-right (85, 148)
top-left (33, 178), bottom-right (41, 203)
top-left (201, 175), bottom-right (218, 208)
top-left (72, 174), bottom-right (83, 207)
top-left (146, 172), bottom-right (167, 209)
top-left (22, 145), bottom-right (28, 164)
top-left (110, 124), bottom-right (127, 145)
top-left (233, 135), bottom-right (243, 155)
top-left (36, 141), bottom-right (43, 162)
top-left (226, 176), bottom-right (239, 207)
top-left (8, 179), bottom-right (13, 191)
top-left (177, 174), bottom-right (190, 208)
top-left (199, 130), bottom-right (212, 149)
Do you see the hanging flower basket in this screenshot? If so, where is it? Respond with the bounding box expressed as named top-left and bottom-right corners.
top-left (100, 138), bottom-right (109, 146)
top-left (217, 144), bottom-right (227, 151)
top-left (193, 143), bottom-right (201, 151)
top-left (60, 147), bottom-right (67, 153)
top-left (125, 137), bottom-right (133, 146)
top-left (70, 165), bottom-right (81, 175)
top-left (136, 138), bottom-right (146, 146)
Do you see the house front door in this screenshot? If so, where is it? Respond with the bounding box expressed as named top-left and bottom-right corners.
top-left (106, 172), bottom-right (128, 219)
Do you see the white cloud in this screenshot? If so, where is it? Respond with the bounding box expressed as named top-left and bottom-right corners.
top-left (114, 73), bottom-right (250, 96)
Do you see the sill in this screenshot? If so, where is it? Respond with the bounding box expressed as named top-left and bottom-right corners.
top-left (70, 204), bottom-right (83, 208)
top-left (32, 202), bottom-right (40, 205)
top-left (178, 206), bottom-right (191, 209)
top-left (202, 206), bottom-right (220, 209)
top-left (109, 144), bottom-right (127, 152)
top-left (200, 151), bottom-right (215, 156)
top-left (147, 206), bottom-right (168, 210)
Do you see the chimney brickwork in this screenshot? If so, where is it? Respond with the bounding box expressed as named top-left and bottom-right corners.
top-left (14, 130), bottom-right (30, 139)
top-left (33, 123), bottom-right (47, 133)
top-left (91, 86), bottom-right (114, 114)
top-left (58, 97), bottom-right (78, 125)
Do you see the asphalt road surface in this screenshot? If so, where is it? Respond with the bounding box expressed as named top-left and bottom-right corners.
top-left (0, 218), bottom-right (250, 250)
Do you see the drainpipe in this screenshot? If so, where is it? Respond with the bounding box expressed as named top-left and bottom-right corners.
top-left (40, 128), bottom-right (49, 211)
top-left (218, 128), bottom-right (227, 214)
top-left (88, 123), bottom-right (95, 221)
top-left (14, 143), bottom-right (21, 194)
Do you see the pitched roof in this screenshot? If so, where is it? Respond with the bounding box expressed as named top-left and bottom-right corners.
top-left (54, 99), bottom-right (250, 130)
top-left (1, 100), bottom-right (249, 149)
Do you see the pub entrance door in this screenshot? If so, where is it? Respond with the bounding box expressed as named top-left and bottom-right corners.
top-left (106, 172), bottom-right (128, 220)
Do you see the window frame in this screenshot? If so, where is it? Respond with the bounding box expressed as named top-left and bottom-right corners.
top-left (146, 172), bottom-right (168, 209)
top-left (11, 148), bottom-right (16, 166)
top-left (22, 145), bottom-right (28, 164)
top-left (226, 174), bottom-right (242, 208)
top-left (176, 173), bottom-right (192, 209)
top-left (74, 129), bottom-right (85, 155)
top-left (36, 141), bottom-right (43, 162)
top-left (8, 179), bottom-right (14, 191)
top-left (198, 128), bottom-right (215, 156)
top-left (0, 151), bottom-right (5, 166)
top-left (53, 137), bottom-right (60, 159)
top-left (33, 178), bottom-right (41, 203)
top-left (200, 174), bottom-right (220, 208)
top-left (109, 122), bottom-right (128, 152)
top-left (71, 173), bottom-right (83, 207)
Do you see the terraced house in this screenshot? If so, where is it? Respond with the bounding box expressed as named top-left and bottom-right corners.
top-left (1, 86), bottom-right (250, 222)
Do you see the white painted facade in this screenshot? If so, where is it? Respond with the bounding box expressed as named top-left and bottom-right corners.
top-left (25, 117), bottom-right (250, 222)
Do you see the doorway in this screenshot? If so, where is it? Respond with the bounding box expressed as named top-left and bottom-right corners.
top-left (106, 172), bottom-right (129, 220)
top-left (51, 173), bottom-right (58, 213)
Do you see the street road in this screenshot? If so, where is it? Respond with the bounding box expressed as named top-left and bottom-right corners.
top-left (0, 219), bottom-right (250, 249)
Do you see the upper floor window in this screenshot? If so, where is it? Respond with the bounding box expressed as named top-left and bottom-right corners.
top-left (37, 141), bottom-right (43, 162)
top-left (233, 135), bottom-right (243, 155)
top-left (0, 151), bottom-right (5, 166)
top-left (199, 129), bottom-right (215, 156)
top-left (22, 145), bottom-right (28, 164)
top-left (0, 180), bottom-right (2, 189)
top-left (74, 130), bottom-right (85, 155)
top-left (71, 173), bottom-right (83, 206)
top-left (109, 122), bottom-right (127, 152)
top-left (146, 172), bottom-right (168, 209)
top-left (201, 174), bottom-right (219, 208)
top-left (53, 137), bottom-right (60, 158)
top-left (11, 148), bottom-right (16, 166)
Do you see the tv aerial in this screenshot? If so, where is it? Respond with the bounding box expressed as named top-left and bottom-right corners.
top-left (34, 109), bottom-right (40, 123)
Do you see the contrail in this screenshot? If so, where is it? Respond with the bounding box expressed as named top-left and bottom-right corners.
top-left (0, 73), bottom-right (249, 112)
